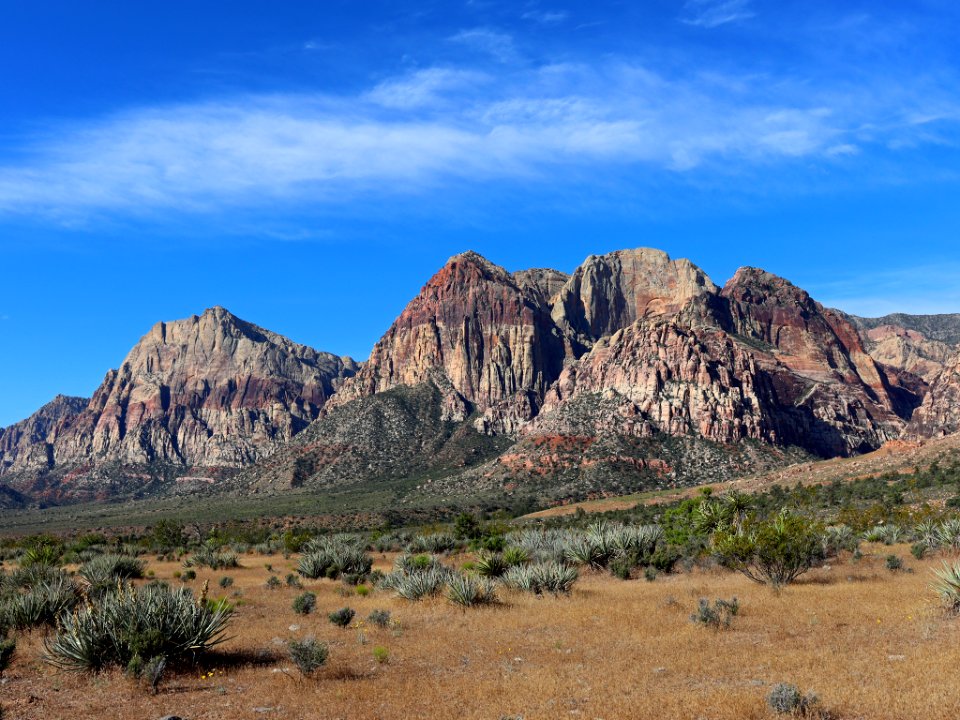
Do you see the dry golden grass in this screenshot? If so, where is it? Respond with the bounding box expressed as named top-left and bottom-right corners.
top-left (5, 547), bottom-right (960, 719)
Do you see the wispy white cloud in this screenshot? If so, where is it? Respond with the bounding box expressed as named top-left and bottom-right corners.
top-left (522, 10), bottom-right (569, 25)
top-left (0, 55), bottom-right (957, 218)
top-left (448, 28), bottom-right (521, 64)
top-left (365, 68), bottom-right (489, 109)
top-left (681, 0), bottom-right (754, 28)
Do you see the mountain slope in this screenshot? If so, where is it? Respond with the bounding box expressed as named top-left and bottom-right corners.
top-left (0, 307), bottom-right (357, 504)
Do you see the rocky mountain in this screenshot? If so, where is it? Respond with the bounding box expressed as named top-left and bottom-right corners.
top-left (907, 352), bottom-right (960, 438)
top-left (6, 247), bottom-right (960, 512)
top-left (0, 307), bottom-right (357, 504)
top-left (0, 395), bottom-right (88, 478)
top-left (846, 312), bottom-right (960, 346)
top-left (241, 249), bottom-right (921, 503)
top-left (327, 251), bottom-right (568, 434)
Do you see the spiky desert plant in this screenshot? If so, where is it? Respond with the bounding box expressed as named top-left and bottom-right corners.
top-left (501, 547), bottom-right (530, 567)
top-left (78, 555), bottom-right (146, 597)
top-left (367, 609), bottom-right (391, 628)
top-left (937, 518), bottom-right (960, 552)
top-left (381, 567), bottom-right (449, 601)
top-left (297, 536), bottom-right (372, 580)
top-left (821, 525), bottom-right (859, 557)
top-left (188, 545), bottom-right (239, 570)
top-left (407, 533), bottom-right (457, 554)
top-left (474, 552), bottom-right (509, 578)
top-left (503, 562), bottom-right (578, 595)
top-left (3, 575), bottom-right (80, 630)
top-left (43, 581), bottom-right (232, 671)
top-left (914, 520), bottom-right (941, 549)
top-left (446, 574), bottom-right (498, 607)
top-left (932, 560), bottom-right (960, 612)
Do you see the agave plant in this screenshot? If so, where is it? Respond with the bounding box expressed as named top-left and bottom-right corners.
top-left (914, 520), bottom-right (941, 549)
top-left (937, 519), bottom-right (960, 552)
top-left (297, 536), bottom-right (372, 580)
top-left (4, 575), bottom-right (80, 630)
top-left (44, 581), bottom-right (233, 671)
top-left (822, 525), bottom-right (859, 557)
top-left (474, 552), bottom-right (509, 578)
top-left (446, 574), bottom-right (498, 607)
top-left (78, 555), bottom-right (146, 597)
top-left (503, 562), bottom-right (578, 595)
top-left (932, 560), bottom-right (960, 612)
top-left (188, 545), bottom-right (239, 571)
top-left (407, 533), bottom-right (458, 554)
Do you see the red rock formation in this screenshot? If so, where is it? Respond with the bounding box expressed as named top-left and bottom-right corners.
top-left (0, 307), bottom-right (357, 479)
top-left (0, 395), bottom-right (87, 475)
top-left (551, 248), bottom-right (722, 346)
top-left (329, 251), bottom-right (566, 433)
top-left (908, 353), bottom-right (960, 438)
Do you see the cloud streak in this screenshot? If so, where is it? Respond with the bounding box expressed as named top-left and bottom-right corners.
top-left (0, 56), bottom-right (957, 217)
top-left (681, 0), bottom-right (754, 28)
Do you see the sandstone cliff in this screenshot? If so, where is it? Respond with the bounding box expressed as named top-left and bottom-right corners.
top-left (907, 353), bottom-right (960, 438)
top-left (0, 307), bottom-right (357, 495)
top-left (329, 251), bottom-right (567, 433)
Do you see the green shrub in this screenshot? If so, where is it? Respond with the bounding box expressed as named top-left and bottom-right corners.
top-left (910, 543), bottom-right (927, 560)
top-left (372, 645), bottom-right (389, 664)
top-left (181, 569), bottom-right (197, 582)
top-left (43, 582), bottom-right (232, 671)
top-left (644, 566), bottom-right (658, 582)
top-left (219, 576), bottom-right (234, 589)
top-left (292, 592), bottom-right (317, 615)
top-left (265, 575), bottom-right (281, 590)
top-left (767, 682), bottom-right (820, 716)
top-left (446, 574), bottom-right (498, 607)
top-left (285, 573), bottom-right (302, 589)
top-left (886, 555), bottom-right (903, 572)
top-left (713, 511), bottom-right (824, 588)
top-left (328, 607), bottom-right (355, 627)
top-left (288, 637), bottom-right (328, 676)
top-left (355, 584), bottom-right (370, 597)
top-left (368, 609), bottom-right (391, 628)
top-left (690, 597), bottom-right (739, 629)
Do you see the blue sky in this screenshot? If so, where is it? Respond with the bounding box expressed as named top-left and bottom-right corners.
top-left (2, 0), bottom-right (960, 426)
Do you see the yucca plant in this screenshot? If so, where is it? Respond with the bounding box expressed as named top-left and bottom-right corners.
top-left (188, 545), bottom-right (239, 570)
top-left (43, 581), bottom-right (233, 671)
top-left (932, 560), bottom-right (960, 613)
top-left (297, 537), bottom-right (372, 580)
top-left (3, 575), bottom-right (80, 630)
top-left (822, 525), bottom-right (859, 557)
top-left (937, 519), bottom-right (960, 552)
top-left (446, 574), bottom-right (498, 607)
top-left (475, 552), bottom-right (509, 578)
top-left (380, 566), bottom-right (450, 600)
top-left (78, 555), bottom-right (146, 597)
top-left (503, 562), bottom-right (578, 595)
top-left (407, 533), bottom-right (457, 554)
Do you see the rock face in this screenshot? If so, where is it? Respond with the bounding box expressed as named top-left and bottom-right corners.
top-left (907, 353), bottom-right (960, 438)
top-left (5, 246), bottom-right (959, 509)
top-left (550, 248), bottom-right (722, 347)
top-left (0, 395), bottom-right (88, 476)
top-left (329, 252), bottom-right (566, 433)
top-left (0, 307), bottom-right (357, 495)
